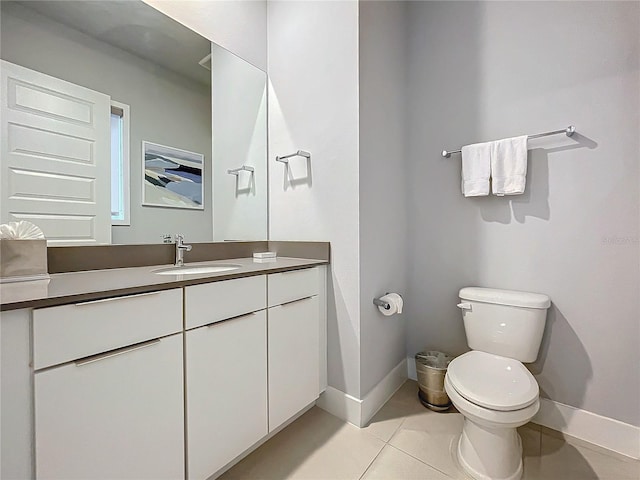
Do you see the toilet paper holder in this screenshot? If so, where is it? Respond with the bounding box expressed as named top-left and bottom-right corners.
top-left (373, 297), bottom-right (390, 310)
top-left (373, 294), bottom-right (392, 310)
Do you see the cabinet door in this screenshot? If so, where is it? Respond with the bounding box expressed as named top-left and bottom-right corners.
top-left (268, 295), bottom-right (320, 431)
top-left (34, 334), bottom-right (184, 480)
top-left (186, 310), bottom-right (267, 480)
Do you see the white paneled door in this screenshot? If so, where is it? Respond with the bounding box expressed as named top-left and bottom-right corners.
top-left (0, 60), bottom-right (111, 244)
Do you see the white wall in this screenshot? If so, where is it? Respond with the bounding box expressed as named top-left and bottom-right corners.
top-left (211, 44), bottom-right (268, 241)
top-left (267, 0), bottom-right (362, 397)
top-left (358, 1), bottom-right (408, 397)
top-left (144, 0), bottom-right (267, 71)
top-left (405, 1), bottom-right (640, 426)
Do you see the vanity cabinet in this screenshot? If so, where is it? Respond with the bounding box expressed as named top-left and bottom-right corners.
top-left (267, 268), bottom-right (323, 431)
top-left (32, 290), bottom-right (185, 480)
top-left (4, 266), bottom-right (327, 480)
top-left (185, 310), bottom-right (268, 480)
top-left (185, 267), bottom-right (325, 478)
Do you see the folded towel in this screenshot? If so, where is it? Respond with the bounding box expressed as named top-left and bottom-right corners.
top-left (491, 135), bottom-right (528, 196)
top-left (461, 142), bottom-right (491, 197)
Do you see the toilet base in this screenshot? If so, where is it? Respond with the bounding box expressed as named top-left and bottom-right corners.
top-left (457, 417), bottom-right (523, 480)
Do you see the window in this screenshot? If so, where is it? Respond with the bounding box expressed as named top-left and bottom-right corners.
top-left (110, 102), bottom-right (130, 225)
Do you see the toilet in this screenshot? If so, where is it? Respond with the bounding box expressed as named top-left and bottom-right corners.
top-left (444, 287), bottom-right (551, 480)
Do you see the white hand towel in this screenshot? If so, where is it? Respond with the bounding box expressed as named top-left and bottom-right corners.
top-left (491, 135), bottom-right (528, 196)
top-left (461, 142), bottom-right (491, 197)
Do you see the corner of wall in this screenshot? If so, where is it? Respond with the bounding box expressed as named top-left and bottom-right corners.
top-left (317, 358), bottom-right (407, 428)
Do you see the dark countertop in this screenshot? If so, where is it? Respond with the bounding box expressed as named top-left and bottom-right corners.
top-left (0, 257), bottom-right (328, 311)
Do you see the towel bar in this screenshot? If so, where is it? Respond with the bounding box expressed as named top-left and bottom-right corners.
top-left (276, 150), bottom-right (311, 163)
top-left (227, 165), bottom-right (255, 175)
top-left (441, 125), bottom-right (575, 158)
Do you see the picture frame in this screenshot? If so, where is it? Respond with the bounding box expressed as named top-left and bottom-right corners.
top-left (142, 141), bottom-right (204, 210)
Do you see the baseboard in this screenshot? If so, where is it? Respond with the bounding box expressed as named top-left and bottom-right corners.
top-left (317, 358), bottom-right (408, 428)
top-left (315, 386), bottom-right (363, 427)
top-left (360, 359), bottom-right (408, 426)
top-left (533, 397), bottom-right (640, 460)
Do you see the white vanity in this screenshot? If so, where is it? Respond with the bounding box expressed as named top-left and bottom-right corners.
top-left (1, 260), bottom-right (327, 480)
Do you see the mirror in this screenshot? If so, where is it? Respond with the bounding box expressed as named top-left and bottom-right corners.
top-left (0, 0), bottom-right (267, 245)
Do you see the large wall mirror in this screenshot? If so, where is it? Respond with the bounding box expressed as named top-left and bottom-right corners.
top-left (0, 0), bottom-right (267, 245)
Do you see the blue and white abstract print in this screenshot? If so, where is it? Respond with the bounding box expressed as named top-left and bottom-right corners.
top-left (142, 141), bottom-right (204, 209)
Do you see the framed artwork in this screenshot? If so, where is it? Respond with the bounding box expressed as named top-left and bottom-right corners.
top-left (142, 141), bottom-right (204, 210)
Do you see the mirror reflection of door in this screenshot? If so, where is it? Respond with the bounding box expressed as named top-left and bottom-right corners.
top-left (1, 61), bottom-right (112, 245)
top-left (0, 0), bottom-right (268, 245)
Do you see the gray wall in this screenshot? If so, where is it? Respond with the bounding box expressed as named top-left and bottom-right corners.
top-left (359, 1), bottom-right (408, 397)
top-left (405, 1), bottom-right (639, 426)
top-left (1, 3), bottom-right (212, 244)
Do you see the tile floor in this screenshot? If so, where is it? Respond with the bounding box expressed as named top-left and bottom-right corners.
top-left (220, 381), bottom-right (639, 480)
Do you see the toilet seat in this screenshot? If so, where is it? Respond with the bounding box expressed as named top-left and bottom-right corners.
top-left (445, 375), bottom-right (539, 429)
top-left (447, 351), bottom-right (538, 411)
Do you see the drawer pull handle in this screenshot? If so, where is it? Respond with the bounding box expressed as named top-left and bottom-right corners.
top-left (74, 291), bottom-right (160, 306)
top-left (278, 268), bottom-right (311, 275)
top-left (75, 339), bottom-right (161, 367)
top-left (207, 311), bottom-right (257, 327)
top-left (278, 296), bottom-right (315, 307)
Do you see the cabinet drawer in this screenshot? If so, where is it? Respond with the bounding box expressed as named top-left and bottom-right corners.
top-left (185, 275), bottom-right (266, 329)
top-left (33, 289), bottom-right (182, 370)
top-left (268, 267), bottom-right (320, 307)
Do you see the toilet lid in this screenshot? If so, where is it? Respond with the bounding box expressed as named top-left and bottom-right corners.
top-left (447, 351), bottom-right (539, 411)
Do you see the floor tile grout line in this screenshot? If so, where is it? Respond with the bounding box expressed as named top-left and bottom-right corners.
top-left (386, 414), bottom-right (410, 443)
top-left (379, 404), bottom-right (466, 478)
top-left (358, 418), bottom-right (401, 445)
top-left (538, 424), bottom-right (543, 456)
top-left (357, 443), bottom-right (387, 480)
top-left (385, 443), bottom-right (460, 479)
top-left (385, 415), bottom-right (409, 445)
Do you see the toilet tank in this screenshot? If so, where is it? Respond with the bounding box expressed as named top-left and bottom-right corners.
top-left (458, 287), bottom-right (551, 363)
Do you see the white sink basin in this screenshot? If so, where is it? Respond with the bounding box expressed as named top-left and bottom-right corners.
top-left (153, 264), bottom-right (241, 275)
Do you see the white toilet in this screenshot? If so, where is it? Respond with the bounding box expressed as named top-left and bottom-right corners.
top-left (444, 287), bottom-right (551, 480)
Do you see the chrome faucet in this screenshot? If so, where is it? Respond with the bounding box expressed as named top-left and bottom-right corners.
top-left (174, 234), bottom-right (192, 267)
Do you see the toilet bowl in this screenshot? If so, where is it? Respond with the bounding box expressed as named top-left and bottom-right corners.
top-left (445, 351), bottom-right (540, 480)
top-left (447, 287), bottom-right (551, 480)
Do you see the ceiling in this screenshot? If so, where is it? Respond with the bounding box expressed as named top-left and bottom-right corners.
top-left (15, 0), bottom-right (211, 86)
